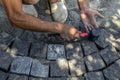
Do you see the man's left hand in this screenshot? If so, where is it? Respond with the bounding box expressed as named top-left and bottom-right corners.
top-left (80, 8), bottom-right (104, 32)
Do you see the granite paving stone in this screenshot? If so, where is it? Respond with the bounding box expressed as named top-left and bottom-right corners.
top-left (81, 40), bottom-right (98, 56)
top-left (66, 0), bottom-right (79, 10)
top-left (48, 78), bottom-right (67, 80)
top-left (103, 59), bottom-right (120, 80)
top-left (30, 42), bottom-right (47, 59)
top-left (95, 29), bottom-right (109, 49)
top-left (29, 77), bottom-right (47, 80)
top-left (0, 50), bottom-right (13, 71)
top-left (68, 11), bottom-right (80, 21)
top-left (0, 71), bottom-right (8, 80)
top-left (47, 44), bottom-right (66, 60)
top-left (30, 59), bottom-right (49, 77)
top-left (99, 46), bottom-right (120, 65)
top-left (65, 43), bottom-right (83, 60)
top-left (50, 59), bottom-right (69, 77)
top-left (85, 71), bottom-right (105, 80)
top-left (67, 77), bottom-right (85, 80)
top-left (19, 30), bottom-right (34, 41)
top-left (85, 53), bottom-right (106, 71)
top-left (0, 32), bottom-right (14, 50)
top-left (10, 56), bottom-right (32, 75)
top-left (11, 39), bottom-right (30, 56)
top-left (8, 74), bottom-right (28, 80)
top-left (68, 59), bottom-right (86, 76)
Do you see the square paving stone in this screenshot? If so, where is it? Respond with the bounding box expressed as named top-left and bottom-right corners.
top-left (30, 42), bottom-right (48, 59)
top-left (84, 53), bottom-right (106, 71)
top-left (30, 59), bottom-right (49, 77)
top-left (95, 29), bottom-right (109, 49)
top-left (85, 71), bottom-right (105, 80)
top-left (29, 77), bottom-right (47, 80)
top-left (10, 56), bottom-right (32, 75)
top-left (0, 71), bottom-right (8, 80)
top-left (0, 32), bottom-right (14, 50)
top-left (68, 59), bottom-right (86, 76)
top-left (67, 77), bottom-right (85, 80)
top-left (48, 77), bottom-right (67, 80)
top-left (99, 46), bottom-right (120, 65)
top-left (8, 74), bottom-right (28, 80)
top-left (47, 44), bottom-right (66, 60)
top-left (81, 40), bottom-right (98, 56)
top-left (0, 50), bottom-right (13, 71)
top-left (50, 59), bottom-right (69, 77)
top-left (65, 43), bottom-right (83, 59)
top-left (103, 59), bottom-right (120, 80)
top-left (11, 39), bottom-right (30, 56)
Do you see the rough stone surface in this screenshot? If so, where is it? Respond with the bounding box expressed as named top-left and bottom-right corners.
top-left (66, 0), bottom-right (79, 10)
top-left (65, 42), bottom-right (83, 59)
top-left (103, 59), bottom-right (120, 80)
top-left (95, 29), bottom-right (109, 49)
top-left (30, 59), bottom-right (49, 77)
top-left (81, 40), bottom-right (98, 56)
top-left (69, 59), bottom-right (86, 76)
top-left (29, 77), bottom-right (47, 80)
top-left (0, 50), bottom-right (13, 70)
top-left (85, 71), bottom-right (105, 80)
top-left (11, 39), bottom-right (30, 56)
top-left (0, 71), bottom-right (8, 80)
top-left (67, 77), bottom-right (85, 80)
top-left (47, 44), bottom-right (66, 60)
top-left (85, 53), bottom-right (106, 71)
top-left (0, 32), bottom-right (14, 50)
top-left (8, 74), bottom-right (28, 80)
top-left (48, 78), bottom-right (67, 80)
top-left (30, 42), bottom-right (47, 59)
top-left (50, 59), bottom-right (69, 77)
top-left (99, 46), bottom-right (120, 65)
top-left (10, 56), bottom-right (32, 75)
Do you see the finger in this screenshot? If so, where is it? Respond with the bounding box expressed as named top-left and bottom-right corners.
top-left (85, 25), bottom-right (89, 33)
top-left (96, 12), bottom-right (105, 18)
top-left (90, 17), bottom-right (99, 28)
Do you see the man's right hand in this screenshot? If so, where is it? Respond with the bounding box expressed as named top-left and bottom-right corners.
top-left (59, 24), bottom-right (80, 41)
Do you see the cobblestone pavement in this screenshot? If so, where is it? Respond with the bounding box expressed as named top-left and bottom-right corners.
top-left (0, 0), bottom-right (120, 80)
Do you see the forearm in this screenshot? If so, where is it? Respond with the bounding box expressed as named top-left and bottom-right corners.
top-left (78, 0), bottom-right (89, 11)
top-left (11, 13), bottom-right (63, 33)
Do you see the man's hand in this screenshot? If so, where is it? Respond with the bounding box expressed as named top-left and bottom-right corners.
top-left (59, 24), bottom-right (80, 41)
top-left (80, 8), bottom-right (104, 32)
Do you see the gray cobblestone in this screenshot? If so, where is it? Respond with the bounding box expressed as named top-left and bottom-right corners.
top-left (95, 29), bottom-right (109, 49)
top-left (85, 71), bottom-right (105, 80)
top-left (66, 0), bottom-right (79, 10)
top-left (0, 50), bottom-right (13, 71)
top-left (10, 56), bottom-right (32, 75)
top-left (85, 53), bottom-right (106, 71)
top-left (103, 59), bottom-right (120, 80)
top-left (50, 59), bottom-right (69, 77)
top-left (30, 42), bottom-right (48, 59)
top-left (47, 44), bottom-right (66, 60)
top-left (0, 32), bottom-right (14, 50)
top-left (48, 78), bottom-right (67, 80)
top-left (0, 71), bottom-right (8, 80)
top-left (11, 39), bottom-right (30, 56)
top-left (30, 59), bottom-right (49, 77)
top-left (81, 40), bottom-right (98, 56)
top-left (69, 59), bottom-right (86, 76)
top-left (65, 43), bottom-right (83, 60)
top-left (67, 77), bottom-right (85, 80)
top-left (99, 46), bottom-right (120, 65)
top-left (8, 74), bottom-right (28, 80)
top-left (29, 77), bottom-right (47, 80)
